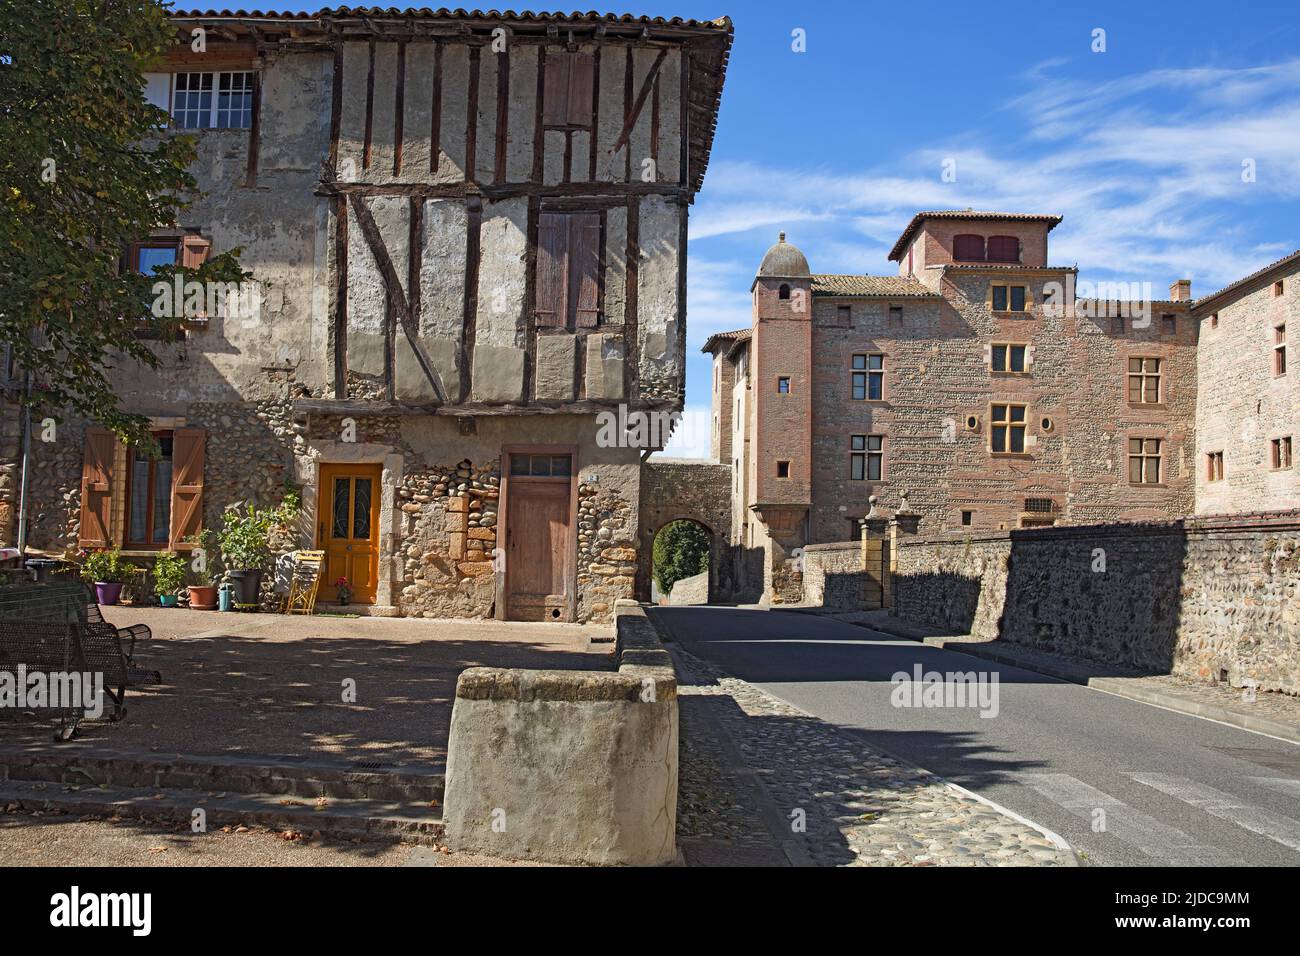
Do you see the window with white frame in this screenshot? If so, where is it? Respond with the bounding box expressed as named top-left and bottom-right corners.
top-left (171, 71), bottom-right (255, 129)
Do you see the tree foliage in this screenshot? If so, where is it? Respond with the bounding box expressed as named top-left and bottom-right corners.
top-left (652, 520), bottom-right (710, 595)
top-left (0, 0), bottom-right (247, 447)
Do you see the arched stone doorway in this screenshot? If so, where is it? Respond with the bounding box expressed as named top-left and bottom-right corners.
top-left (647, 517), bottom-right (717, 604)
top-left (637, 460), bottom-right (733, 603)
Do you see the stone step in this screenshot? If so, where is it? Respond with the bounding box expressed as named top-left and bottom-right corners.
top-left (0, 778), bottom-right (444, 845)
top-left (0, 747), bottom-right (444, 805)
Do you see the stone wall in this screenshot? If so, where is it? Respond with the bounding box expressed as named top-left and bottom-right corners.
top-left (894, 511), bottom-right (1300, 694)
top-left (800, 540), bottom-right (869, 610)
top-left (667, 569), bottom-right (708, 605)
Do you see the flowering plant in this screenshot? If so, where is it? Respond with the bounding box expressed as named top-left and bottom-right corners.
top-left (335, 577), bottom-right (352, 604)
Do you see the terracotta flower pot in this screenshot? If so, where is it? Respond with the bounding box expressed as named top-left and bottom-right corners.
top-left (187, 585), bottom-right (218, 610)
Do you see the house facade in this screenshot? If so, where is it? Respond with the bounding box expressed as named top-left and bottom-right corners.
top-left (0, 8), bottom-right (732, 622)
top-left (705, 212), bottom-right (1297, 602)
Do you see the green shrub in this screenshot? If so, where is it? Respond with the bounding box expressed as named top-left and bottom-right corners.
top-left (652, 520), bottom-right (710, 594)
top-left (80, 548), bottom-right (138, 585)
top-left (152, 551), bottom-right (187, 596)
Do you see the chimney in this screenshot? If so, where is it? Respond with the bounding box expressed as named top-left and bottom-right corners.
top-left (1169, 279), bottom-right (1192, 302)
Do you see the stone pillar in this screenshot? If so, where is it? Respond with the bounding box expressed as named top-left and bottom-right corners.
top-left (859, 495), bottom-right (890, 609)
top-left (887, 489), bottom-right (922, 611)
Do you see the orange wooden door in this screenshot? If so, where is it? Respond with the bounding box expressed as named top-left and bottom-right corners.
top-left (505, 478), bottom-right (572, 621)
top-left (317, 464), bottom-right (381, 605)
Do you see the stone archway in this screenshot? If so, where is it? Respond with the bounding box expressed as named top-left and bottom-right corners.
top-left (637, 460), bottom-right (732, 603)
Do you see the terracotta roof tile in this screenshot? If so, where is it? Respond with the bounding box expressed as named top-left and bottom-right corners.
top-left (810, 274), bottom-right (940, 298)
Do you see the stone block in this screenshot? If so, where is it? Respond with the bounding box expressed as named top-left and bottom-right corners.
top-left (471, 345), bottom-right (525, 403)
top-left (348, 331), bottom-right (387, 378)
top-left (395, 336), bottom-right (459, 403)
top-left (584, 334), bottom-right (624, 401)
top-left (534, 333), bottom-right (576, 402)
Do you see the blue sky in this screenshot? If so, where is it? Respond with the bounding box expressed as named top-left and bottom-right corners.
top-left (226, 2), bottom-right (1300, 455)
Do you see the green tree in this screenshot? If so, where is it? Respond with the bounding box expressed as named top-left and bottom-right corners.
top-left (0, 0), bottom-right (247, 447)
top-left (653, 520), bottom-right (710, 595)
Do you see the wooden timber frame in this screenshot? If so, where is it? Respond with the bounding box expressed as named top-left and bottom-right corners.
top-left (168, 10), bottom-right (732, 415)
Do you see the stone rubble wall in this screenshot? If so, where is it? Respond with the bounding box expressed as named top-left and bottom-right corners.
top-left (799, 540), bottom-right (870, 610)
top-left (895, 511), bottom-right (1300, 694)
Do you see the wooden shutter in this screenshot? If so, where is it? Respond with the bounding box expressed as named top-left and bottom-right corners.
top-left (180, 235), bottom-right (211, 269)
top-left (78, 429), bottom-right (115, 548)
top-left (565, 53), bottom-right (594, 128)
top-left (987, 235), bottom-right (1019, 263)
top-left (569, 213), bottom-right (601, 328)
top-left (953, 234), bottom-right (985, 261)
top-left (536, 212), bottom-right (569, 328)
top-left (543, 54), bottom-right (571, 126)
top-left (169, 428), bottom-right (206, 550)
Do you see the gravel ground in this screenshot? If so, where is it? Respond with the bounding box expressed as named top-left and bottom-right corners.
top-left (0, 608), bottom-right (613, 763)
top-left (0, 805), bottom-right (549, 867)
top-left (673, 646), bottom-right (1075, 867)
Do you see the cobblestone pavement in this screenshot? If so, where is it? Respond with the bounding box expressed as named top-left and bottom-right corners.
top-left (674, 647), bottom-right (1076, 867)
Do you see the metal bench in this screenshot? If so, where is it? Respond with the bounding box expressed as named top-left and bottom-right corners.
top-left (0, 620), bottom-right (129, 740)
top-left (0, 582), bottom-right (160, 686)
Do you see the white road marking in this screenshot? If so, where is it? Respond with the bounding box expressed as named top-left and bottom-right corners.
top-left (1013, 773), bottom-right (1245, 866)
top-left (1128, 773), bottom-right (1300, 853)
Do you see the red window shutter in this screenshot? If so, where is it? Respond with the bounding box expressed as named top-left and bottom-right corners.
top-left (569, 213), bottom-right (601, 328)
top-left (78, 429), bottom-right (115, 548)
top-left (168, 428), bottom-right (206, 550)
top-left (953, 234), bottom-right (985, 261)
top-left (565, 53), bottom-right (595, 128)
top-left (543, 54), bottom-right (571, 127)
top-left (180, 235), bottom-right (211, 269)
top-left (536, 213), bottom-right (569, 327)
top-left (987, 235), bottom-right (1019, 263)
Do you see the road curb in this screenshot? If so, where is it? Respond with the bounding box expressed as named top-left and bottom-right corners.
top-left (860, 618), bottom-right (1300, 746)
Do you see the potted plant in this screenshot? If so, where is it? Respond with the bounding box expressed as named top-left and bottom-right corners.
top-left (335, 576), bottom-right (352, 606)
top-left (185, 529), bottom-right (220, 610)
top-left (217, 495), bottom-right (298, 611)
top-left (80, 548), bottom-right (138, 606)
top-left (152, 550), bottom-right (187, 607)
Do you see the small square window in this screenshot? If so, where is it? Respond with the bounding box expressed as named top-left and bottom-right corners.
top-left (889, 305), bottom-right (903, 325)
top-left (960, 510), bottom-right (973, 526)
top-left (1210, 313), bottom-right (1219, 329)
top-left (776, 461), bottom-right (791, 479)
top-left (777, 376), bottom-right (790, 393)
top-left (837, 304), bottom-right (851, 325)
top-left (1206, 451), bottom-right (1224, 482)
top-left (1162, 313), bottom-right (1177, 335)
top-left (1272, 437), bottom-right (1293, 470)
top-left (1274, 280), bottom-right (1285, 297)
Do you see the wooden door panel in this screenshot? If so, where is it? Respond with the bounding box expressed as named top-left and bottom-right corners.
top-left (506, 481), bottom-right (571, 621)
top-left (318, 464), bottom-right (381, 605)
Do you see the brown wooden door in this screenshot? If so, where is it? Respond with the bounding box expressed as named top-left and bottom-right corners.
top-left (317, 464), bottom-right (381, 605)
top-left (505, 460), bottom-right (573, 621)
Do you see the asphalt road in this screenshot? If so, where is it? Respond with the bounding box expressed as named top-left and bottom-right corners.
top-left (652, 605), bottom-right (1300, 867)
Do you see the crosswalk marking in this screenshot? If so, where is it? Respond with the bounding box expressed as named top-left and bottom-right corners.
top-left (1128, 773), bottom-right (1300, 853)
top-left (1012, 773), bottom-right (1245, 866)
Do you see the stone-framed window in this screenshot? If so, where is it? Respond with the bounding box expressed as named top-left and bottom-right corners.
top-left (851, 353), bottom-right (884, 401)
top-left (1127, 357), bottom-right (1161, 404)
top-left (960, 509), bottom-right (973, 526)
top-left (990, 283), bottom-right (1028, 313)
top-left (991, 343), bottom-right (1028, 374)
top-left (989, 403), bottom-right (1027, 455)
top-left (1274, 279), bottom-right (1286, 298)
top-left (1128, 437), bottom-right (1163, 485)
top-left (776, 460), bottom-right (791, 479)
top-left (777, 376), bottom-right (790, 393)
top-left (1206, 451), bottom-right (1224, 483)
top-left (1275, 323), bottom-right (1287, 377)
top-left (1271, 437), bottom-right (1293, 471)
top-left (850, 435), bottom-right (883, 481)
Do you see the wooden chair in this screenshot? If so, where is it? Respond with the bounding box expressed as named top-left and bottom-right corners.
top-left (283, 551), bottom-right (325, 615)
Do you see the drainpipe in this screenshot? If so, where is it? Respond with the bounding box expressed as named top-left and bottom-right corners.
top-left (15, 368), bottom-right (32, 556)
